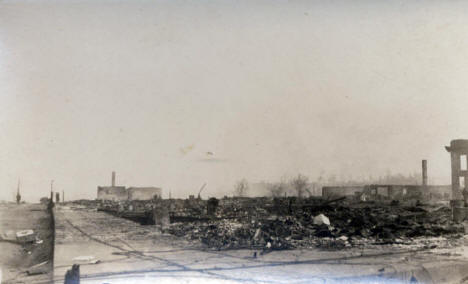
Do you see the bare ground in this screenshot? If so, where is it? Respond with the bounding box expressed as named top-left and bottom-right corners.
top-left (0, 203), bottom-right (54, 284)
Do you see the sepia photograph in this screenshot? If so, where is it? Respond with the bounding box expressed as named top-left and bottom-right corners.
top-left (1, 0), bottom-right (468, 283)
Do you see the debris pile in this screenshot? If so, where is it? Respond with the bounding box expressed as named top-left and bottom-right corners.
top-left (91, 196), bottom-right (463, 250)
top-left (169, 219), bottom-right (294, 249)
top-left (1, 229), bottom-right (42, 244)
top-left (169, 200), bottom-right (463, 250)
top-left (16, 230), bottom-right (36, 243)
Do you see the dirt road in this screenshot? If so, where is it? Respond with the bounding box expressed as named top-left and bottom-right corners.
top-left (0, 203), bottom-right (54, 284)
top-left (54, 204), bottom-right (468, 283)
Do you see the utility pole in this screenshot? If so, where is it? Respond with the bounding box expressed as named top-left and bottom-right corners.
top-left (422, 160), bottom-right (428, 187)
top-left (62, 190), bottom-right (65, 203)
top-left (50, 180), bottom-right (54, 202)
top-left (16, 179), bottom-right (21, 204)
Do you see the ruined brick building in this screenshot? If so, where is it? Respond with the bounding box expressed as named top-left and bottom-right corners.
top-left (97, 172), bottom-right (162, 201)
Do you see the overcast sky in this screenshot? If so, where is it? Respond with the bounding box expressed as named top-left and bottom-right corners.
top-left (1, 0), bottom-right (467, 201)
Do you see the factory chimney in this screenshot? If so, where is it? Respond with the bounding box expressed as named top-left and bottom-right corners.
top-left (112, 171), bottom-right (116, 187)
top-left (422, 160), bottom-right (428, 187)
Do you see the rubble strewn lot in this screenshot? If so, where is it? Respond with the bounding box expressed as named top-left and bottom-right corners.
top-left (167, 198), bottom-right (463, 250)
top-left (88, 195), bottom-right (465, 252)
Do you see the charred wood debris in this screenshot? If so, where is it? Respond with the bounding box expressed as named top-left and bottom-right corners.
top-left (79, 196), bottom-right (464, 251)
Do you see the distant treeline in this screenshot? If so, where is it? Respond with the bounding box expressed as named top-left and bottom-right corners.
top-left (237, 172), bottom-right (422, 197)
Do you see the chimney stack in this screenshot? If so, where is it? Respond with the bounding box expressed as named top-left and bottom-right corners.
top-left (112, 171), bottom-right (116, 187)
top-left (422, 160), bottom-right (428, 187)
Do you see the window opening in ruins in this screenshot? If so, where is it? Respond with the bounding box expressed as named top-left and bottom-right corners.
top-left (460, 176), bottom-right (466, 190)
top-left (461, 155), bottom-right (468, 171)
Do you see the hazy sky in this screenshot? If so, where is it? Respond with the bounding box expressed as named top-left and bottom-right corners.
top-left (1, 0), bottom-right (468, 201)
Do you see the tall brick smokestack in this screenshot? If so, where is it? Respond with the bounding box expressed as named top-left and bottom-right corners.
top-left (422, 160), bottom-right (427, 187)
top-left (112, 171), bottom-right (116, 187)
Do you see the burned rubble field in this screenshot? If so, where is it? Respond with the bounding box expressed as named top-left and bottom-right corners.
top-left (167, 199), bottom-right (463, 251)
